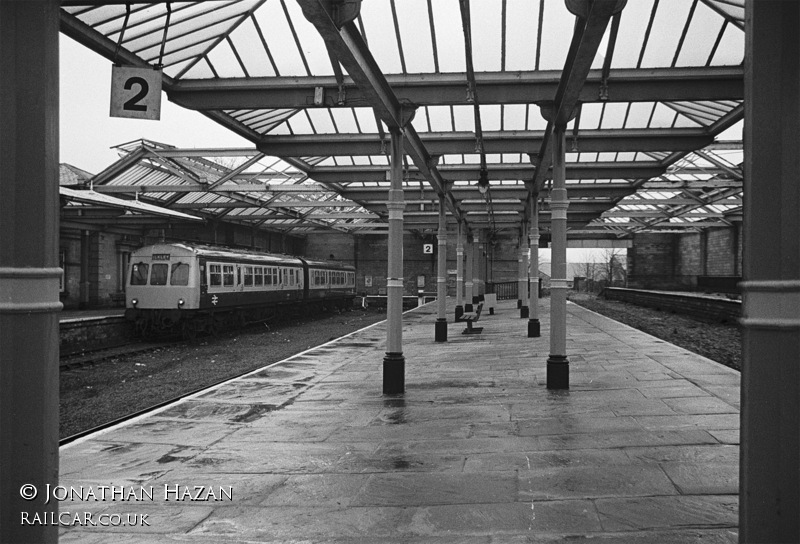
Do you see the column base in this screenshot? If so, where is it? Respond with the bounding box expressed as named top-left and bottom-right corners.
top-left (472, 295), bottom-right (480, 304)
top-left (517, 299), bottom-right (522, 308)
top-left (455, 305), bottom-right (464, 321)
top-left (383, 352), bottom-right (405, 395)
top-left (520, 307), bottom-right (529, 319)
top-left (546, 355), bottom-right (569, 389)
top-left (435, 319), bottom-right (448, 342)
top-left (528, 319), bottom-right (540, 338)
top-left (464, 303), bottom-right (474, 312)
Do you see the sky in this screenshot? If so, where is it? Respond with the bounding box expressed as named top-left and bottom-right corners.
top-left (59, 35), bottom-right (251, 175)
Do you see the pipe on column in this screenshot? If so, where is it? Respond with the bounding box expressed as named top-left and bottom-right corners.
top-left (455, 221), bottom-right (464, 320)
top-left (528, 192), bottom-right (541, 337)
top-left (464, 232), bottom-right (474, 312)
top-left (435, 192), bottom-right (448, 342)
top-left (472, 232), bottom-right (482, 302)
top-left (383, 129), bottom-right (405, 394)
top-left (547, 126), bottom-right (570, 389)
top-left (80, 229), bottom-right (90, 309)
top-left (0, 2), bottom-right (61, 542)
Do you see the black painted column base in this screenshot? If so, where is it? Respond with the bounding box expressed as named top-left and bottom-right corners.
top-left (520, 307), bottom-right (529, 319)
top-left (383, 352), bottom-right (405, 394)
top-left (455, 305), bottom-right (464, 321)
top-left (465, 303), bottom-right (474, 312)
top-left (435, 319), bottom-right (448, 342)
top-left (546, 355), bottom-right (569, 389)
top-left (517, 299), bottom-right (522, 308)
top-left (473, 295), bottom-right (480, 304)
top-left (528, 319), bottom-right (540, 338)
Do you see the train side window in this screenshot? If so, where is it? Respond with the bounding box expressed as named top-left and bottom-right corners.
top-left (244, 266), bottom-right (253, 287)
top-left (150, 264), bottom-right (168, 286)
top-left (223, 265), bottom-right (235, 287)
top-left (170, 263), bottom-right (190, 286)
top-left (209, 264), bottom-right (222, 286)
top-left (254, 266), bottom-right (263, 286)
top-left (265, 267), bottom-right (272, 286)
top-left (130, 263), bottom-right (149, 285)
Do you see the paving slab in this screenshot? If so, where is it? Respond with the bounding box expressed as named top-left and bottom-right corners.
top-left (59, 298), bottom-right (740, 540)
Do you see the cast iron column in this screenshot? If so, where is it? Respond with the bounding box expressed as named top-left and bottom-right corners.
top-left (0, 2), bottom-right (61, 542)
top-left (520, 220), bottom-right (529, 318)
top-left (739, 1), bottom-right (800, 541)
top-left (528, 191), bottom-right (541, 337)
top-left (435, 191), bottom-right (448, 342)
top-left (464, 233), bottom-right (474, 312)
top-left (383, 129), bottom-right (405, 394)
top-left (517, 232), bottom-right (525, 309)
top-left (455, 221), bottom-right (464, 320)
top-left (547, 125), bottom-right (570, 389)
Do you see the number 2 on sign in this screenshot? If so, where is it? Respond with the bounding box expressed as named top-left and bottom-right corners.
top-left (123, 77), bottom-right (149, 112)
top-left (110, 65), bottom-right (162, 120)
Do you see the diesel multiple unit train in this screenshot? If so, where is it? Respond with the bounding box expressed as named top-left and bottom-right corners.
top-left (125, 243), bottom-right (356, 338)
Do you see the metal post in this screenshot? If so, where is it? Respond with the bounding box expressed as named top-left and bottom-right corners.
top-left (547, 126), bottom-right (570, 389)
top-left (383, 129), bottom-right (405, 394)
top-left (739, 2), bottom-right (800, 541)
top-left (472, 232), bottom-right (482, 302)
top-left (528, 192), bottom-right (541, 337)
top-left (517, 225), bottom-right (526, 310)
top-left (455, 221), bottom-right (464, 320)
top-left (520, 221), bottom-right (530, 319)
top-left (435, 192), bottom-right (448, 342)
top-left (464, 232), bottom-right (474, 312)
top-left (0, 2), bottom-right (61, 542)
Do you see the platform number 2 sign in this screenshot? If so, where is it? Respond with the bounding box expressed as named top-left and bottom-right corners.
top-left (423, 243), bottom-right (434, 254)
top-left (110, 66), bottom-right (162, 120)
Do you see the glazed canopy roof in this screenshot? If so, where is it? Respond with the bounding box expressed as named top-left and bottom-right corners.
top-left (61, 0), bottom-right (744, 238)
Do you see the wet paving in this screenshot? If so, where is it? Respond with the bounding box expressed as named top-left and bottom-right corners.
top-left (59, 298), bottom-right (740, 543)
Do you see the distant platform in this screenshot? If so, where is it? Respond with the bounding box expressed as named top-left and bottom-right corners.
top-left (59, 298), bottom-right (740, 542)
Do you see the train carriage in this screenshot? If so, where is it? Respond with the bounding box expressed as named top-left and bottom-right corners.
top-left (125, 243), bottom-right (355, 338)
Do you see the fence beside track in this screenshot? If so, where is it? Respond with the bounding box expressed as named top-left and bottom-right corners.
top-left (602, 287), bottom-right (741, 323)
top-left (60, 315), bottom-right (133, 356)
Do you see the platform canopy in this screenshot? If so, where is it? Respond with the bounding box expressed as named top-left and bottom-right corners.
top-left (60, 0), bottom-right (744, 239)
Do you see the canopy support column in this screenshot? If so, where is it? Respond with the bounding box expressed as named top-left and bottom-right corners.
top-left (455, 221), bottom-right (464, 320)
top-left (547, 126), bottom-right (570, 389)
top-left (528, 192), bottom-right (541, 337)
top-left (739, 1), bottom-right (800, 540)
top-left (464, 234), bottom-right (474, 312)
top-left (520, 220), bottom-right (529, 318)
top-left (383, 129), bottom-right (405, 395)
top-left (435, 191), bottom-right (448, 342)
top-left (0, 2), bottom-right (61, 542)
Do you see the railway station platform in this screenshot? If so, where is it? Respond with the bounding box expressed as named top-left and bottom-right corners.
top-left (58, 298), bottom-right (740, 543)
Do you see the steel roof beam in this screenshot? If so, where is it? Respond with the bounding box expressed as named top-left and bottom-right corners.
top-left (296, 0), bottom-right (460, 221)
top-left (258, 128), bottom-right (712, 157)
top-left (167, 67), bottom-right (743, 109)
top-left (311, 162), bottom-right (664, 183)
top-left (341, 186), bottom-right (635, 201)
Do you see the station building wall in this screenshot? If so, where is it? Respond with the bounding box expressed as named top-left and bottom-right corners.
top-left (627, 225), bottom-right (742, 291)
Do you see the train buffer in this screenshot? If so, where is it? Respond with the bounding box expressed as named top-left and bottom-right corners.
top-left (458, 302), bottom-right (484, 334)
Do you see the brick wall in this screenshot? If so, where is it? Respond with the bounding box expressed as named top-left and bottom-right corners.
top-left (627, 227), bottom-right (742, 291)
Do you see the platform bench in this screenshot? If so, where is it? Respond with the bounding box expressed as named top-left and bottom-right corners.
top-left (458, 302), bottom-right (484, 334)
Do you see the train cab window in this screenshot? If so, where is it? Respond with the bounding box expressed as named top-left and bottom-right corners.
top-left (150, 264), bottom-right (168, 286)
top-left (130, 263), bottom-right (149, 285)
top-left (170, 263), bottom-right (190, 286)
top-left (209, 264), bottom-right (222, 286)
top-left (223, 265), bottom-right (235, 287)
top-left (254, 267), bottom-right (263, 286)
top-left (243, 266), bottom-right (253, 287)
